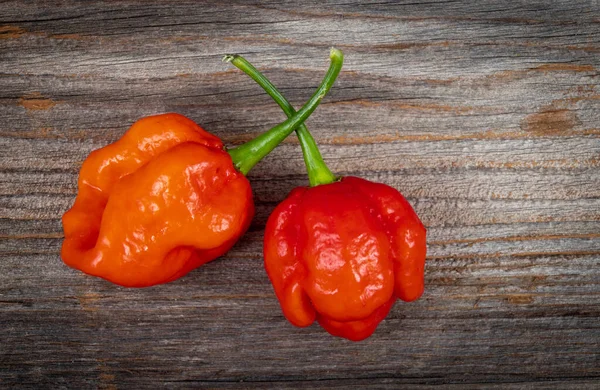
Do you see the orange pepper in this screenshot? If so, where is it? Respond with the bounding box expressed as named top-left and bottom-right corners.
top-left (62, 49), bottom-right (344, 287)
top-left (62, 114), bottom-right (254, 287)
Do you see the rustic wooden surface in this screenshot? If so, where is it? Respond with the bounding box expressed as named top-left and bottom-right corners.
top-left (1, 1), bottom-right (600, 388)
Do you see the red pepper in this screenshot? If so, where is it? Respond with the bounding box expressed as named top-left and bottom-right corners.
top-left (265, 178), bottom-right (427, 341)
top-left (62, 49), bottom-right (344, 287)
top-left (228, 53), bottom-right (427, 341)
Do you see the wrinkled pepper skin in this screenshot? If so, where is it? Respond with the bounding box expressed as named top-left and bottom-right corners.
top-left (62, 113), bottom-right (254, 287)
top-left (264, 176), bottom-right (426, 341)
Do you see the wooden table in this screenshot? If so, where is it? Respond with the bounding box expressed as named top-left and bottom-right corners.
top-left (2, 1), bottom-right (599, 388)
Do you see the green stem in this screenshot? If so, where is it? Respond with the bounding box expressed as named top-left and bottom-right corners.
top-left (225, 48), bottom-right (343, 176)
top-left (225, 53), bottom-right (337, 187)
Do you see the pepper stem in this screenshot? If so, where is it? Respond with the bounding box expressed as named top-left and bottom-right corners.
top-left (225, 48), bottom-right (343, 176)
top-left (225, 53), bottom-right (337, 187)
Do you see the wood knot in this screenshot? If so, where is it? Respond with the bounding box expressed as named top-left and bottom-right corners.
top-left (0, 25), bottom-right (25, 39)
top-left (18, 92), bottom-right (58, 111)
top-left (506, 295), bottom-right (534, 304)
top-left (521, 108), bottom-right (580, 135)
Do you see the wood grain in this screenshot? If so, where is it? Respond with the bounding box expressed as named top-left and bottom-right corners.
top-left (1, 0), bottom-right (599, 388)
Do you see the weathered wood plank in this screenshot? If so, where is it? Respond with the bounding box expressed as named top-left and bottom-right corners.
top-left (2, 250), bottom-right (599, 386)
top-left (1, 0), bottom-right (599, 388)
top-left (4, 137), bottom-right (600, 174)
top-left (4, 170), bottom-right (600, 204)
top-left (1, 62), bottom-right (599, 143)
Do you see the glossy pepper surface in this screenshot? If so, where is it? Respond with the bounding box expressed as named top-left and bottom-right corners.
top-left (228, 53), bottom-right (426, 341)
top-left (264, 177), bottom-right (426, 341)
top-left (62, 114), bottom-right (254, 287)
top-left (62, 49), bottom-right (344, 287)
